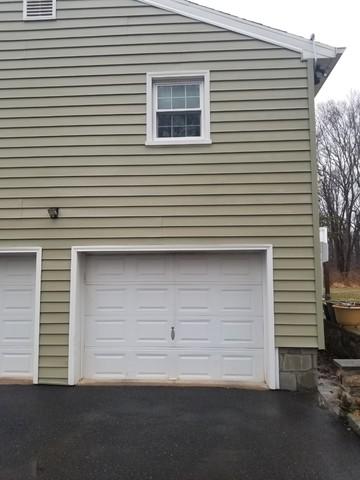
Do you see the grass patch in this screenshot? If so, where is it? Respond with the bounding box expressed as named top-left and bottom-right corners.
top-left (331, 287), bottom-right (360, 302)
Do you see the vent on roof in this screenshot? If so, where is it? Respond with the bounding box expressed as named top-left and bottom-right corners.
top-left (23, 0), bottom-right (56, 20)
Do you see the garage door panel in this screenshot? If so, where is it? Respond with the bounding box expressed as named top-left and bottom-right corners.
top-left (2, 288), bottom-right (34, 311)
top-left (84, 350), bottom-right (127, 379)
top-left (132, 254), bottom-right (173, 282)
top-left (218, 286), bottom-right (263, 315)
top-left (133, 352), bottom-right (170, 379)
top-left (134, 286), bottom-right (173, 314)
top-left (0, 256), bottom-right (35, 285)
top-left (0, 311), bottom-right (34, 323)
top-left (175, 253), bottom-right (214, 281)
top-left (221, 318), bottom-right (263, 348)
top-left (218, 253), bottom-right (263, 283)
top-left (176, 318), bottom-right (213, 346)
top-left (177, 353), bottom-right (213, 380)
top-left (221, 350), bottom-right (264, 381)
top-left (85, 318), bottom-right (127, 347)
top-left (1, 320), bottom-right (34, 346)
top-left (85, 286), bottom-right (128, 315)
top-left (134, 318), bottom-right (172, 346)
top-left (176, 287), bottom-right (213, 315)
top-left (85, 255), bottom-right (127, 284)
top-left (135, 319), bottom-right (171, 346)
top-left (0, 350), bottom-right (33, 377)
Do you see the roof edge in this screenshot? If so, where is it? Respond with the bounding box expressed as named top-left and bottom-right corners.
top-left (139, 0), bottom-right (343, 60)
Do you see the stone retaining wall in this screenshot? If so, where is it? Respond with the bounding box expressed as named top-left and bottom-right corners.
top-left (334, 360), bottom-right (360, 415)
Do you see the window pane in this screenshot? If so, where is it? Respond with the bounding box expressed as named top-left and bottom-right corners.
top-left (157, 83), bottom-right (201, 110)
top-left (158, 126), bottom-right (172, 138)
top-left (172, 96), bottom-right (186, 109)
top-left (173, 126), bottom-right (186, 137)
top-left (186, 96), bottom-right (200, 109)
top-left (172, 85), bottom-right (185, 97)
top-left (157, 111), bottom-right (201, 139)
top-left (186, 125), bottom-right (201, 137)
top-left (187, 112), bottom-right (201, 126)
top-left (185, 84), bottom-right (200, 109)
top-left (158, 86), bottom-right (172, 98)
top-left (158, 113), bottom-right (172, 127)
top-left (173, 114), bottom-right (186, 126)
top-left (186, 84), bottom-right (200, 97)
top-left (158, 97), bottom-right (172, 110)
top-left (171, 84), bottom-right (185, 109)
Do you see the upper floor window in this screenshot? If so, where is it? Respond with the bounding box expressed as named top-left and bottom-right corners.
top-left (146, 71), bottom-right (211, 146)
top-left (23, 0), bottom-right (56, 21)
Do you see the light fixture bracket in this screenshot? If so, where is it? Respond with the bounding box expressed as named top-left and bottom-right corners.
top-left (48, 207), bottom-right (59, 219)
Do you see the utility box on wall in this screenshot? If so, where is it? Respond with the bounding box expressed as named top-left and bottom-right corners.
top-left (320, 227), bottom-right (329, 264)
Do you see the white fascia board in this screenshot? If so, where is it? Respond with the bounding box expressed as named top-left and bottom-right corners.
top-left (140, 0), bottom-right (344, 60)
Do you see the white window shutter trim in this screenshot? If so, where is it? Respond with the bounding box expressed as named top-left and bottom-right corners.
top-left (23, 0), bottom-right (56, 20)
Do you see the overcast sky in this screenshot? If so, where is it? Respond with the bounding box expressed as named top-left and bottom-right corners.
top-left (192, 0), bottom-right (359, 103)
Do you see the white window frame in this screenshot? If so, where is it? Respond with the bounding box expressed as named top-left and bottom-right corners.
top-left (146, 71), bottom-right (211, 146)
top-left (23, 0), bottom-right (57, 21)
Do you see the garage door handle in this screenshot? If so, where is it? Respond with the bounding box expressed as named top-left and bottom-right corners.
top-left (171, 327), bottom-right (175, 341)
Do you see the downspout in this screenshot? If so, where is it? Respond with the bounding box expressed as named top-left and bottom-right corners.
top-left (311, 33), bottom-right (321, 86)
top-left (307, 59), bottom-right (325, 349)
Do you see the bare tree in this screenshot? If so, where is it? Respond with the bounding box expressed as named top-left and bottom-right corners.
top-left (317, 93), bottom-right (360, 280)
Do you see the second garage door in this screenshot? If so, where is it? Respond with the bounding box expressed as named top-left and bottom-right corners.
top-left (0, 255), bottom-right (36, 380)
top-left (83, 252), bottom-right (265, 385)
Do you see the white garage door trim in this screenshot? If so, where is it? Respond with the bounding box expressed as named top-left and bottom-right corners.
top-left (68, 245), bottom-right (278, 389)
top-left (0, 248), bottom-right (42, 384)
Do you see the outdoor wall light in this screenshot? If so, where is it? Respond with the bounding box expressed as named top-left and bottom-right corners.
top-left (48, 207), bottom-right (59, 219)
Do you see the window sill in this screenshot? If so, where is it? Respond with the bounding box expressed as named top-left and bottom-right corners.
top-left (145, 138), bottom-right (212, 146)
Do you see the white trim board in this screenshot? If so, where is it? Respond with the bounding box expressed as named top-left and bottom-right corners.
top-left (68, 244), bottom-right (277, 389)
top-left (0, 247), bottom-right (42, 385)
top-left (139, 0), bottom-right (344, 60)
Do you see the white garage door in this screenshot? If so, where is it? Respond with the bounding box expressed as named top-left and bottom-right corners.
top-left (83, 252), bottom-right (265, 385)
top-left (0, 255), bottom-right (36, 379)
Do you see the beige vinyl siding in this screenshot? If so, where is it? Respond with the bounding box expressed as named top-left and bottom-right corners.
top-left (0, 0), bottom-right (319, 384)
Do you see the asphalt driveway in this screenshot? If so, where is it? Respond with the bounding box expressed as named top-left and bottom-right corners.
top-left (0, 386), bottom-right (359, 480)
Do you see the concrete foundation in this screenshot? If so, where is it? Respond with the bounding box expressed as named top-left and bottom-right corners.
top-left (279, 348), bottom-right (318, 391)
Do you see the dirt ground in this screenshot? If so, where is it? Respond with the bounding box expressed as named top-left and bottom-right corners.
top-left (317, 350), bottom-right (341, 416)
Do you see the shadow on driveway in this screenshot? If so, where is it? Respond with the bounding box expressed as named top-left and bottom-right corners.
top-left (0, 386), bottom-right (359, 480)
